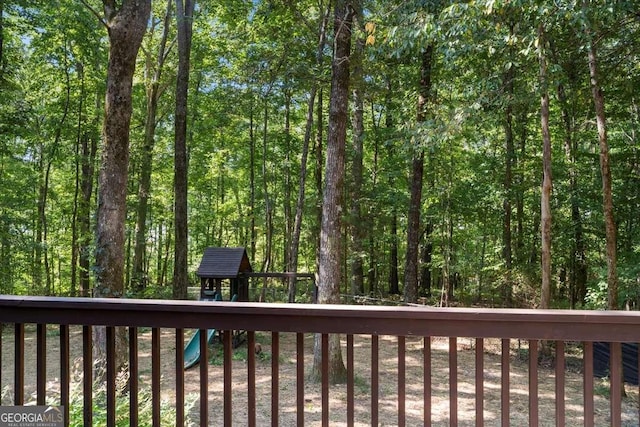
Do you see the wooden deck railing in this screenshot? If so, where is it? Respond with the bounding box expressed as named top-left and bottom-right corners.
top-left (1, 295), bottom-right (639, 426)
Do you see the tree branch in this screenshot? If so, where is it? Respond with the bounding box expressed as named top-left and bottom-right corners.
top-left (79, 0), bottom-right (108, 29)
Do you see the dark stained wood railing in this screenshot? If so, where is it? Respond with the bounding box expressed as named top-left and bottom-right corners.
top-left (1, 295), bottom-right (640, 426)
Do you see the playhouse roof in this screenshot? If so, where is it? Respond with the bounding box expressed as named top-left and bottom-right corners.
top-left (196, 247), bottom-right (253, 279)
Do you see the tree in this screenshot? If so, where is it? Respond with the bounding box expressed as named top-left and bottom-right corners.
top-left (85, 0), bottom-right (150, 369)
top-left (583, 0), bottom-right (618, 309)
top-left (404, 44), bottom-right (434, 304)
top-left (91, 0), bottom-right (150, 295)
top-left (501, 16), bottom-right (515, 304)
top-left (348, 4), bottom-right (366, 297)
top-left (312, 0), bottom-right (354, 384)
top-left (173, 0), bottom-right (195, 300)
top-left (288, 2), bottom-right (331, 303)
top-left (132, 0), bottom-right (173, 292)
top-left (538, 23), bottom-right (552, 309)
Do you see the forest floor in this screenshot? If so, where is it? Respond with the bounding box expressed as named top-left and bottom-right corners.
top-left (1, 325), bottom-right (639, 426)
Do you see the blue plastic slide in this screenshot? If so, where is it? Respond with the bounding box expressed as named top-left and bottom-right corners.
top-left (183, 328), bottom-right (217, 369)
top-left (183, 294), bottom-right (238, 369)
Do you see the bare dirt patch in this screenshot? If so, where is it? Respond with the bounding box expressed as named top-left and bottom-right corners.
top-left (2, 326), bottom-right (639, 426)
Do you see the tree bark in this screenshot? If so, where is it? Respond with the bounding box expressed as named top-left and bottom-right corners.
top-left (404, 44), bottom-right (433, 304)
top-left (96, 0), bottom-right (150, 297)
top-left (94, 0), bottom-right (150, 373)
top-left (538, 23), bottom-right (552, 309)
top-left (173, 0), bottom-right (194, 300)
top-left (312, 0), bottom-right (354, 384)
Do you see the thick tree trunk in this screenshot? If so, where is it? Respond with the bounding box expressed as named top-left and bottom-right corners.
top-left (404, 45), bottom-right (433, 304)
top-left (94, 0), bottom-right (150, 373)
top-left (173, 0), bottom-right (194, 300)
top-left (538, 23), bottom-right (552, 309)
top-left (96, 0), bottom-right (150, 297)
top-left (312, 0), bottom-right (353, 384)
top-left (133, 0), bottom-right (172, 292)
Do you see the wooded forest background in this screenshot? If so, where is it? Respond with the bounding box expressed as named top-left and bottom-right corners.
top-left (0, 0), bottom-right (639, 310)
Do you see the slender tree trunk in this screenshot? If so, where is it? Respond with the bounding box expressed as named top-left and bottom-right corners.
top-left (261, 100), bottom-right (273, 274)
top-left (34, 140), bottom-right (44, 292)
top-left (289, 2), bottom-right (329, 302)
top-left (133, 0), bottom-right (172, 292)
top-left (79, 94), bottom-right (99, 297)
top-left (314, 87), bottom-right (324, 285)
top-left (39, 47), bottom-right (71, 295)
top-left (71, 62), bottom-right (86, 297)
top-left (502, 62), bottom-right (514, 303)
top-left (585, 4), bottom-right (617, 309)
top-left (420, 223), bottom-right (433, 298)
top-left (249, 100), bottom-right (257, 262)
top-left (312, 0), bottom-right (354, 384)
top-left (288, 85), bottom-right (316, 301)
top-left (404, 45), bottom-right (433, 304)
top-left (284, 88), bottom-right (292, 278)
top-left (557, 80), bottom-right (587, 307)
top-left (368, 101), bottom-right (382, 296)
top-left (173, 0), bottom-right (194, 300)
top-left (349, 5), bottom-right (365, 297)
top-left (516, 109), bottom-right (527, 263)
top-left (538, 23), bottom-right (552, 309)
top-left (389, 213), bottom-right (399, 294)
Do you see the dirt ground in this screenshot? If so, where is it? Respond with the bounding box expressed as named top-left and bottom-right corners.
top-left (1, 325), bottom-right (639, 426)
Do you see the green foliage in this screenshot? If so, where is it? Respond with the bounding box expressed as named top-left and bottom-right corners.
top-left (65, 370), bottom-right (196, 427)
top-left (0, 0), bottom-right (639, 311)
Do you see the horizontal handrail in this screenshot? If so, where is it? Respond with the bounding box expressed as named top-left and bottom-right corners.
top-left (1, 295), bottom-right (640, 341)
